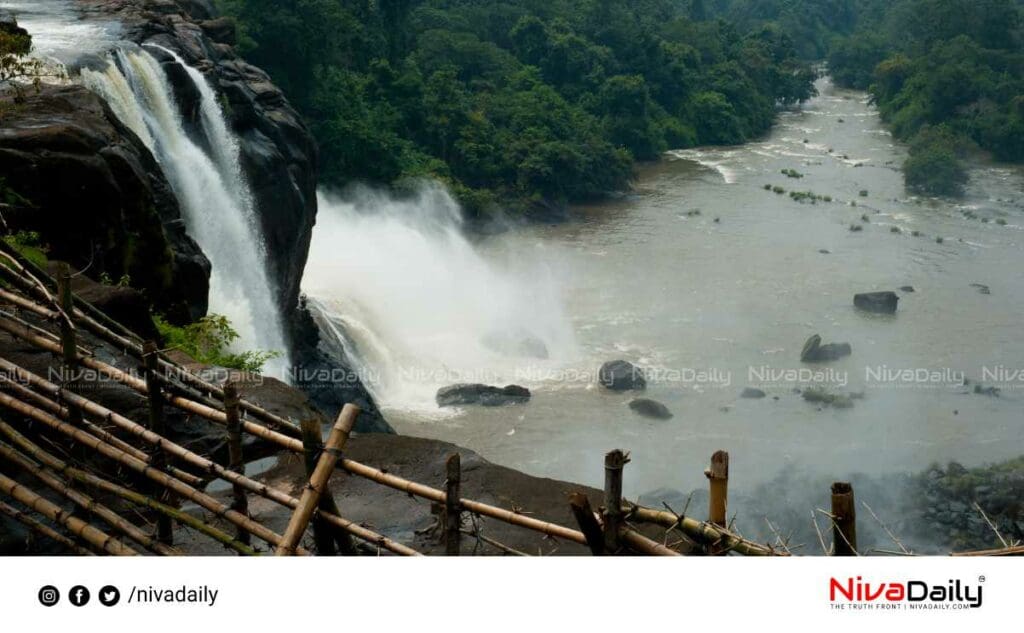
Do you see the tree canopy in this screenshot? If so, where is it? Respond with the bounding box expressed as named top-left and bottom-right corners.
top-left (217, 0), bottom-right (816, 216)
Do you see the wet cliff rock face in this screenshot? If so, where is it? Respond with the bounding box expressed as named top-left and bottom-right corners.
top-left (77, 0), bottom-right (318, 320)
top-left (0, 84), bottom-right (211, 322)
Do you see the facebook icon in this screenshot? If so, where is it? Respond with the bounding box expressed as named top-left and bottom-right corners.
top-left (69, 585), bottom-right (90, 607)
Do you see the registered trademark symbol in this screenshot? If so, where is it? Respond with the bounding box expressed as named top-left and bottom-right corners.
top-left (978, 575), bottom-right (986, 583)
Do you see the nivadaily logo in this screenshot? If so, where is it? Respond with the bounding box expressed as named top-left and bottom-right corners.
top-left (829, 575), bottom-right (984, 610)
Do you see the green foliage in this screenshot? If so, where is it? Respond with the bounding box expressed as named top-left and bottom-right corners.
top-left (903, 125), bottom-right (969, 196)
top-left (217, 0), bottom-right (815, 214)
top-left (1, 20), bottom-right (64, 103)
top-left (818, 0), bottom-right (1024, 193)
top-left (153, 313), bottom-right (281, 373)
top-left (1, 230), bottom-right (48, 269)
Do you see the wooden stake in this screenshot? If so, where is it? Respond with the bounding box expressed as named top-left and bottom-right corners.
top-left (299, 418), bottom-right (339, 555)
top-left (705, 450), bottom-right (729, 529)
top-left (275, 405), bottom-right (359, 556)
top-left (445, 452), bottom-right (461, 556)
top-left (55, 263), bottom-right (77, 368)
top-left (603, 449), bottom-right (628, 553)
top-left (830, 482), bottom-right (857, 556)
top-left (143, 341), bottom-right (173, 545)
top-left (625, 505), bottom-right (780, 556)
top-left (569, 492), bottom-right (604, 555)
top-left (224, 383), bottom-right (250, 548)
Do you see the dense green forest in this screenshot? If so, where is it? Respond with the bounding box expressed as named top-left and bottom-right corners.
top-left (216, 0), bottom-right (816, 216)
top-left (826, 0), bottom-right (1024, 195)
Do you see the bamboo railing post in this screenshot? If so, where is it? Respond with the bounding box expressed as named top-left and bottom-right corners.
top-left (224, 383), bottom-right (250, 548)
top-left (55, 263), bottom-right (77, 368)
top-left (603, 449), bottom-right (628, 553)
top-left (143, 341), bottom-right (173, 545)
top-left (705, 450), bottom-right (729, 528)
top-left (831, 482), bottom-right (857, 556)
top-left (569, 492), bottom-right (604, 555)
top-left (299, 418), bottom-right (338, 555)
top-left (55, 263), bottom-right (84, 425)
top-left (275, 405), bottom-right (359, 556)
top-left (444, 452), bottom-right (461, 556)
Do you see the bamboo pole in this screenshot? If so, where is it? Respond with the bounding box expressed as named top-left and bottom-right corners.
top-left (0, 392), bottom-right (302, 553)
top-left (445, 452), bottom-right (461, 556)
top-left (300, 419), bottom-right (334, 555)
top-left (568, 492), bottom-right (604, 555)
top-left (276, 405), bottom-right (358, 555)
top-left (0, 241), bottom-right (73, 330)
top-left (705, 450), bottom-right (728, 529)
top-left (0, 441), bottom-right (177, 554)
top-left (0, 471), bottom-right (138, 555)
top-left (620, 527), bottom-right (682, 556)
top-left (143, 341), bottom-right (173, 545)
top-left (625, 505), bottom-right (780, 556)
top-left (0, 364), bottom-right (410, 554)
top-left (299, 418), bottom-right (356, 555)
top-left (0, 372), bottom-right (203, 487)
top-left (224, 383), bottom-right (251, 548)
top-left (0, 499), bottom-right (95, 555)
top-left (55, 263), bottom-right (77, 368)
top-left (0, 419), bottom-right (257, 555)
top-left (953, 545), bottom-right (1024, 557)
top-left (603, 449), bottom-right (628, 553)
top-left (830, 482), bottom-right (857, 556)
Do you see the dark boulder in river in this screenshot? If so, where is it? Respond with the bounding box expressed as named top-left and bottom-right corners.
top-left (436, 384), bottom-right (531, 407)
top-left (628, 398), bottom-right (673, 419)
top-left (740, 387), bottom-right (767, 399)
top-left (854, 291), bottom-right (899, 314)
top-left (598, 360), bottom-right (647, 391)
top-left (800, 334), bottom-right (852, 362)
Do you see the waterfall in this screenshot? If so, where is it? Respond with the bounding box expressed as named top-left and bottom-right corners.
top-left (303, 185), bottom-right (577, 414)
top-left (81, 47), bottom-right (289, 377)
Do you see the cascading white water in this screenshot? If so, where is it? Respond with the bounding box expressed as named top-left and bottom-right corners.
top-left (302, 185), bottom-right (577, 415)
top-left (81, 48), bottom-right (289, 377)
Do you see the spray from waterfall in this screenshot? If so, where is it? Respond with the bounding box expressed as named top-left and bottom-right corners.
top-left (81, 47), bottom-right (289, 377)
top-left (302, 184), bottom-right (577, 415)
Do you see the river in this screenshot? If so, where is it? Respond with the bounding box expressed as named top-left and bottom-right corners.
top-left (308, 77), bottom-right (1024, 506)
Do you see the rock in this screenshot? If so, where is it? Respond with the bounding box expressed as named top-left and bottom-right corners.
top-left (481, 329), bottom-right (549, 359)
top-left (854, 291), bottom-right (899, 314)
top-left (297, 299), bottom-right (394, 433)
top-left (899, 285), bottom-right (915, 292)
top-left (800, 334), bottom-right (852, 362)
top-left (801, 387), bottom-right (854, 408)
top-left (598, 360), bottom-right (646, 391)
top-left (973, 384), bottom-right (1000, 397)
top-left (198, 17), bottom-right (235, 45)
top-left (436, 384), bottom-right (531, 407)
top-left (0, 85), bottom-right (211, 323)
top-left (628, 398), bottom-right (672, 419)
top-left (63, 268), bottom-right (162, 341)
top-left (740, 387), bottom-right (766, 399)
